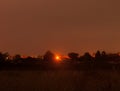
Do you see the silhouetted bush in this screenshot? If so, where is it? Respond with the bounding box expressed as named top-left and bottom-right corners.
top-left (68, 52), bottom-right (79, 61)
top-left (43, 51), bottom-right (55, 62)
top-left (12, 54), bottom-right (23, 64)
top-left (0, 52), bottom-right (10, 64)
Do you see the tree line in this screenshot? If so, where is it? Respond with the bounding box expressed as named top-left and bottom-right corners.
top-left (0, 50), bottom-right (120, 66)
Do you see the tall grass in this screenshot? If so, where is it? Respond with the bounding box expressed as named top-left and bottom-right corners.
top-left (0, 69), bottom-right (120, 91)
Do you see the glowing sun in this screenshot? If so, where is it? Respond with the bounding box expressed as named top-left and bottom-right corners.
top-left (55, 55), bottom-right (61, 61)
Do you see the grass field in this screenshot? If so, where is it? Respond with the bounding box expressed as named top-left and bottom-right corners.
top-left (0, 68), bottom-right (120, 91)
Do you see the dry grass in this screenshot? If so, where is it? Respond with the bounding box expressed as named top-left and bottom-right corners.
top-left (0, 69), bottom-right (120, 91)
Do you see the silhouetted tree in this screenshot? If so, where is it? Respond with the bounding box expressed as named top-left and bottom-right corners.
top-left (101, 51), bottom-right (107, 61)
top-left (95, 51), bottom-right (108, 62)
top-left (0, 52), bottom-right (5, 64)
top-left (43, 51), bottom-right (55, 62)
top-left (13, 54), bottom-right (22, 64)
top-left (14, 54), bottom-right (21, 60)
top-left (0, 52), bottom-right (10, 64)
top-left (79, 52), bottom-right (93, 62)
top-left (101, 51), bottom-right (106, 56)
top-left (95, 50), bottom-right (102, 61)
top-left (68, 52), bottom-right (79, 61)
top-left (84, 52), bottom-right (93, 61)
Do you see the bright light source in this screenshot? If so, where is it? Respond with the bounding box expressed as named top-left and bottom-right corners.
top-left (55, 55), bottom-right (61, 62)
top-left (56, 56), bottom-right (60, 60)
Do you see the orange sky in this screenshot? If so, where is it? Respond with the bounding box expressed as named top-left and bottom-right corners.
top-left (0, 0), bottom-right (120, 56)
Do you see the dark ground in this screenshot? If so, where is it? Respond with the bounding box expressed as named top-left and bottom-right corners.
top-left (0, 63), bottom-right (120, 91)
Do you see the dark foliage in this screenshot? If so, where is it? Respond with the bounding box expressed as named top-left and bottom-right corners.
top-left (79, 52), bottom-right (93, 62)
top-left (0, 50), bottom-right (120, 70)
top-left (43, 51), bottom-right (55, 62)
top-left (68, 52), bottom-right (79, 61)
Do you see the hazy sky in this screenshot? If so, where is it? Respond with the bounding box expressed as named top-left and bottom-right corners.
top-left (0, 0), bottom-right (120, 55)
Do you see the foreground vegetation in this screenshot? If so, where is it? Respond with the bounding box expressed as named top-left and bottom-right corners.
top-left (0, 69), bottom-right (120, 91)
top-left (0, 50), bottom-right (120, 91)
top-left (0, 50), bottom-right (120, 70)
